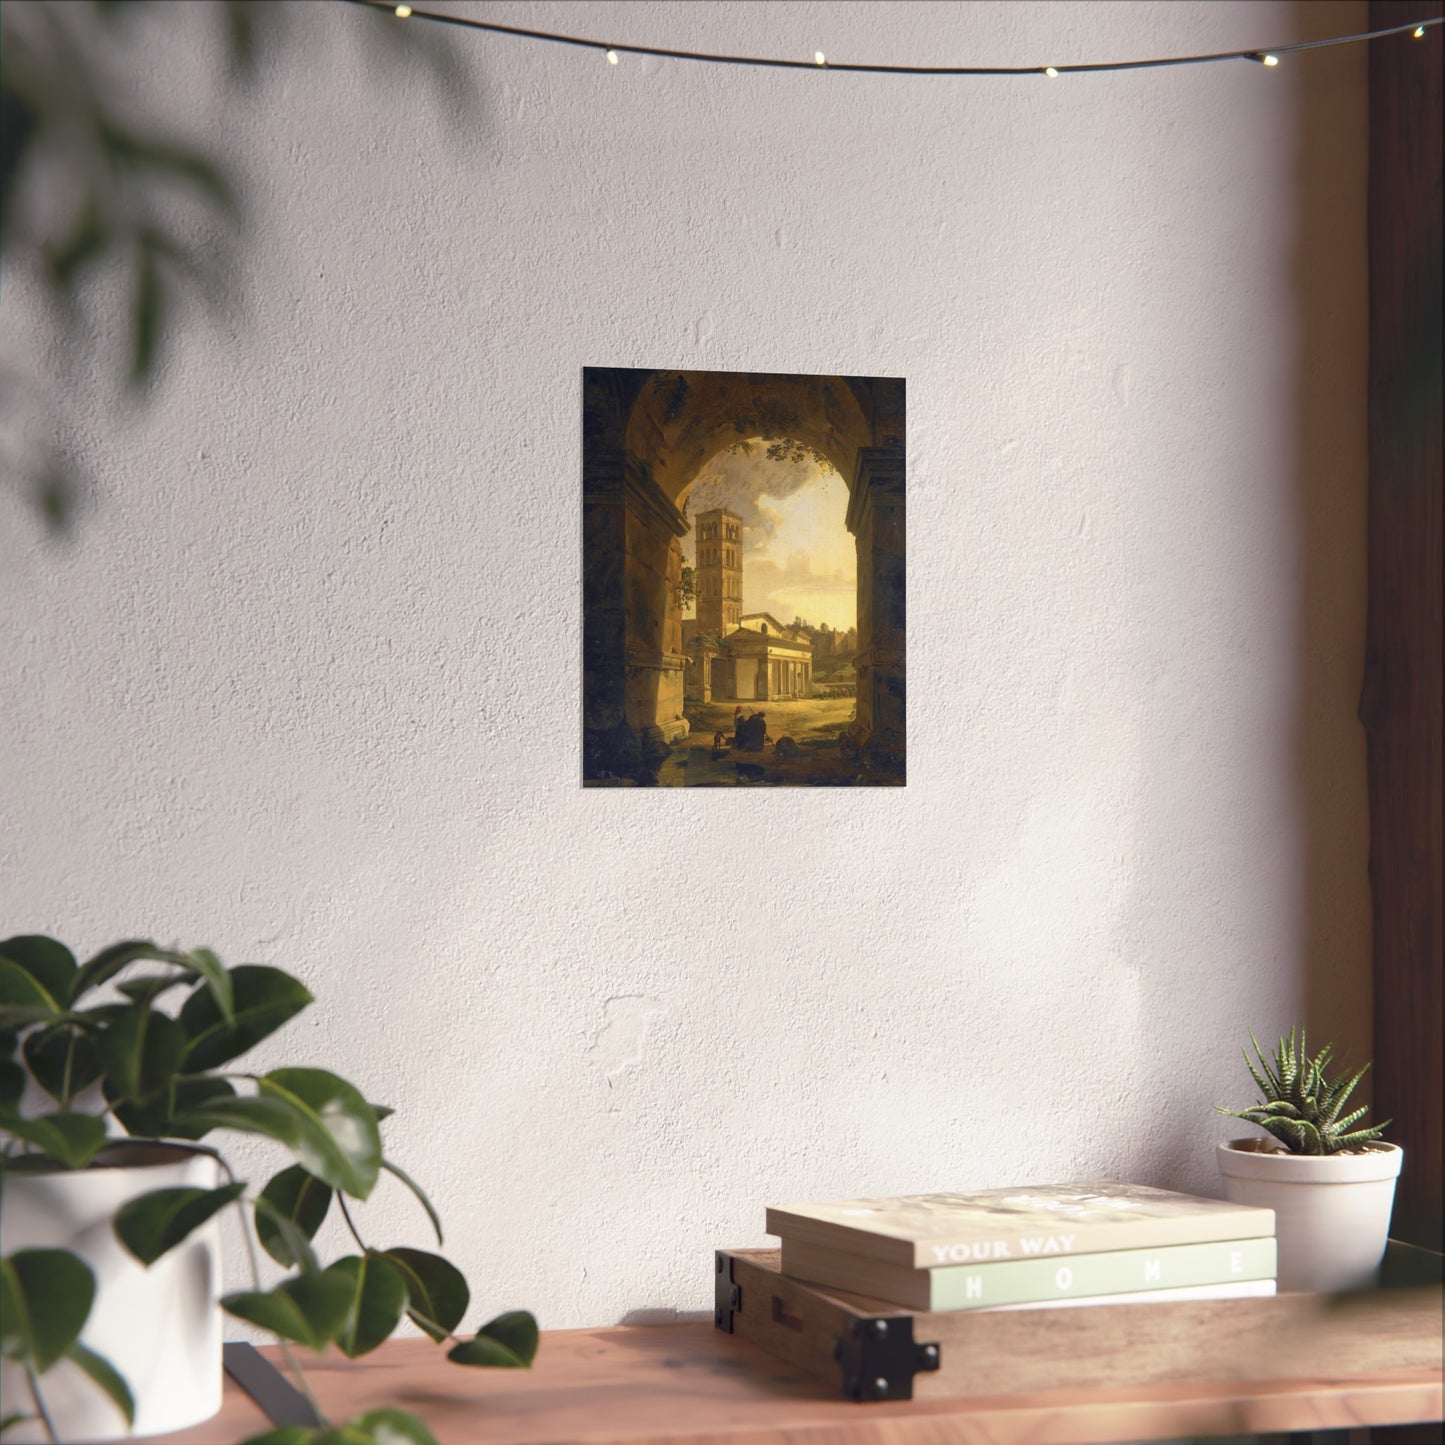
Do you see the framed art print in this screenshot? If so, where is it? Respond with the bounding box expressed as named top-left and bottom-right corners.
top-left (583, 368), bottom-right (904, 787)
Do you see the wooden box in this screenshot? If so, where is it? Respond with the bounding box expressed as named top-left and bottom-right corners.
top-left (715, 1242), bottom-right (1445, 1404)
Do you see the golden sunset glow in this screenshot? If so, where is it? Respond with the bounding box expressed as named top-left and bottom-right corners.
top-left (681, 443), bottom-right (856, 631)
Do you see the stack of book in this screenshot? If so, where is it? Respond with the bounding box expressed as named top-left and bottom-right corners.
top-left (766, 1181), bottom-right (1277, 1312)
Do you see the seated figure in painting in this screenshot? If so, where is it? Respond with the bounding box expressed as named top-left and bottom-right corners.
top-left (735, 711), bottom-right (769, 752)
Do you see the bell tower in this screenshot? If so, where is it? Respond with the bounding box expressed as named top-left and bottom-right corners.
top-left (694, 508), bottom-right (742, 633)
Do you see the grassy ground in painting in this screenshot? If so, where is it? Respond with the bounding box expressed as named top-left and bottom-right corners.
top-left (658, 696), bottom-right (892, 787)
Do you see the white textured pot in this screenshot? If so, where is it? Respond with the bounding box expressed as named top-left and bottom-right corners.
top-left (0, 1141), bottom-right (223, 1442)
top-left (1216, 1137), bottom-right (1403, 1293)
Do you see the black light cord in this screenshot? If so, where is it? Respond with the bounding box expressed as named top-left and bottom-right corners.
top-left (338, 1), bottom-right (1441, 77)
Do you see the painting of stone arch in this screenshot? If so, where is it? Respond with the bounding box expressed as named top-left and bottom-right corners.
top-left (582, 368), bottom-right (904, 787)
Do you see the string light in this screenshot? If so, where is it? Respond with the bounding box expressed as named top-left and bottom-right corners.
top-left (338, 2), bottom-right (1443, 78)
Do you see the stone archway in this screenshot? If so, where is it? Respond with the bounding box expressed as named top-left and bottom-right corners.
top-left (582, 368), bottom-right (904, 780)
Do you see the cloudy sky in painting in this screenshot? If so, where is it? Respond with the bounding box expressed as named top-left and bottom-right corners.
top-left (680, 442), bottom-right (856, 631)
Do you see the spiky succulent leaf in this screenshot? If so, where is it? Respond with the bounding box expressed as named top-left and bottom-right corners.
top-left (1333, 1121), bottom-right (1392, 1149)
top-left (1242, 1045), bottom-right (1274, 1102)
top-left (1218, 1028), bottom-right (1389, 1156)
top-left (1329, 1104), bottom-right (1369, 1133)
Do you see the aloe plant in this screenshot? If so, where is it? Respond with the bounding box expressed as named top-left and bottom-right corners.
top-left (1216, 1025), bottom-right (1391, 1156)
top-left (0, 935), bottom-right (536, 1445)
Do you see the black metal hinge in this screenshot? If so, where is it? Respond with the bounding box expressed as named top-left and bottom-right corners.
top-left (714, 1250), bottom-right (742, 1332)
top-left (833, 1313), bottom-right (941, 1401)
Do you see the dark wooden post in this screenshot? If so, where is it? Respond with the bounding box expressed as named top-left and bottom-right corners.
top-left (1364, 1), bottom-right (1443, 1264)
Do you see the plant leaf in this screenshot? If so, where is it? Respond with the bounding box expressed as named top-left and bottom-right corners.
top-left (23, 1027), bottom-right (102, 1102)
top-left (175, 1088), bottom-right (376, 1200)
top-left (97, 1005), bottom-right (187, 1103)
top-left (0, 1260), bottom-right (23, 1359)
top-left (71, 941), bottom-right (179, 1000)
top-left (0, 1112), bottom-right (108, 1168)
top-left (0, 960), bottom-right (60, 1026)
top-left (258, 1070), bottom-right (381, 1200)
top-left (67, 1341), bottom-right (135, 1426)
top-left (252, 1196), bottom-right (321, 1276)
top-left (179, 966), bottom-right (312, 1071)
top-left (0, 938), bottom-right (76, 1008)
top-left (0, 1414), bottom-right (36, 1435)
top-left (447, 1310), bottom-right (537, 1368)
top-left (0, 1060), bottom-right (25, 1114)
top-left (256, 1165), bottom-right (332, 1268)
top-left (223, 1273), bottom-right (353, 1351)
top-left (182, 948), bottom-right (233, 1022)
top-left (382, 1248), bottom-right (468, 1342)
top-left (129, 237), bottom-right (164, 388)
top-left (115, 975), bottom-right (191, 1007)
top-left (0, 1248), bottom-right (95, 1371)
top-left (380, 1158), bottom-right (442, 1246)
top-left (157, 1076), bottom-right (240, 1140)
top-left (113, 1182), bottom-right (245, 1266)
top-left (1333, 1121), bottom-right (1392, 1151)
top-left (171, 1094), bottom-right (309, 1154)
top-left (326, 1253), bottom-right (407, 1359)
top-left (351, 1408), bottom-right (441, 1445)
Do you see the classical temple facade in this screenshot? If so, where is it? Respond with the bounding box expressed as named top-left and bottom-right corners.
top-left (681, 513), bottom-right (815, 705)
top-left (683, 617), bottom-right (814, 707)
top-left (582, 369), bottom-right (904, 779)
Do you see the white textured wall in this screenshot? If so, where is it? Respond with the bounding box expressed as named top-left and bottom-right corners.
top-left (0, 1), bottom-right (1370, 1330)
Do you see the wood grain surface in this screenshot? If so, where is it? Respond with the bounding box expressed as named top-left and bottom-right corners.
top-left (144, 1303), bottom-right (1442, 1444)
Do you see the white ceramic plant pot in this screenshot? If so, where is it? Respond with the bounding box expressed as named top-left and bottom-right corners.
top-left (1216, 1138), bottom-right (1403, 1293)
top-left (0, 1141), bottom-right (223, 1442)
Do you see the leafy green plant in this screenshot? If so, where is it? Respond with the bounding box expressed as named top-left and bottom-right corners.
top-left (1216, 1025), bottom-right (1392, 1156)
top-left (0, 935), bottom-right (536, 1445)
top-left (2, 0), bottom-right (468, 533)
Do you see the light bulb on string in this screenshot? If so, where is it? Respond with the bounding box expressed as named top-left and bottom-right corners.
top-left (338, 3), bottom-right (1441, 80)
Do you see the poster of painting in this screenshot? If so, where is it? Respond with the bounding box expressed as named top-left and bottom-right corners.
top-left (582, 368), bottom-right (904, 787)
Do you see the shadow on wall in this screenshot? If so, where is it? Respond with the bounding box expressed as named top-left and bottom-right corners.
top-left (0, 0), bottom-right (471, 535)
top-left (1129, 0), bottom-right (1373, 1195)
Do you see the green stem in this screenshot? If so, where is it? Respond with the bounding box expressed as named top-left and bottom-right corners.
top-left (336, 1194), bottom-right (367, 1253)
top-left (335, 1197), bottom-right (464, 1348)
top-left (217, 1156), bottom-right (327, 1428)
top-left (24, 1364), bottom-right (57, 1444)
top-left (59, 1032), bottom-right (77, 1110)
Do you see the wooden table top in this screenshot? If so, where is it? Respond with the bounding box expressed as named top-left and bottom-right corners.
top-left (149, 1320), bottom-right (1443, 1445)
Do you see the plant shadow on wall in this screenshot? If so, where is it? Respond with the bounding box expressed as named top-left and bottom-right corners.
top-left (0, 0), bottom-right (468, 535)
top-left (0, 934), bottom-right (536, 1445)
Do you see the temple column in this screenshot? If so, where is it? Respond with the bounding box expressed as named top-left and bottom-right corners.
top-left (583, 443), bottom-right (689, 777)
top-left (846, 445), bottom-right (906, 740)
